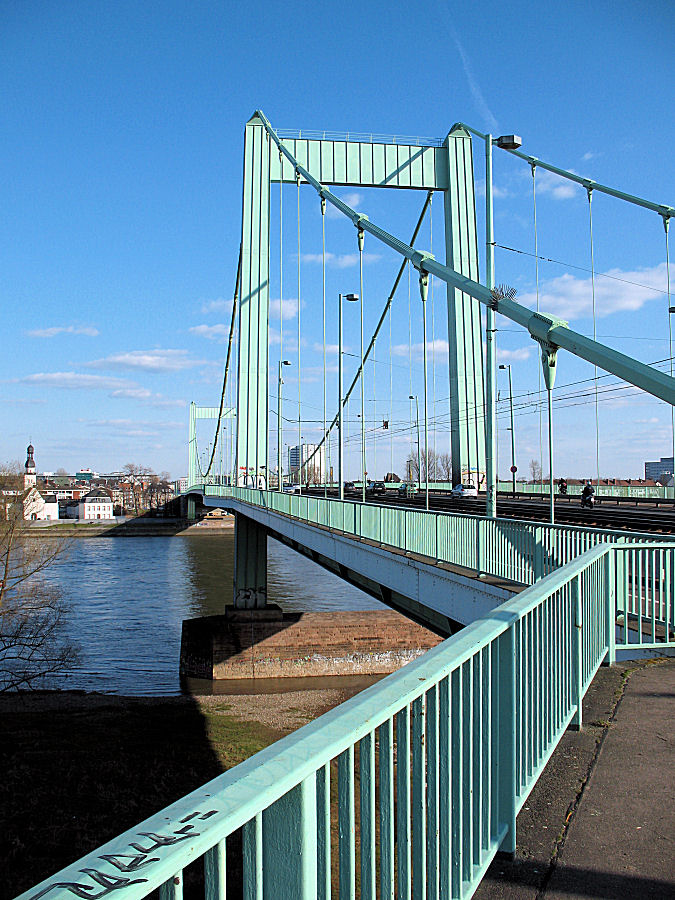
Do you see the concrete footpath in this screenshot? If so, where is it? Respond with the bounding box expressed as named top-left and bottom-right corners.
top-left (476, 657), bottom-right (675, 899)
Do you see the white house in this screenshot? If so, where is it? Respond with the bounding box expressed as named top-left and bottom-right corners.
top-left (78, 488), bottom-right (114, 521)
top-left (20, 487), bottom-right (59, 521)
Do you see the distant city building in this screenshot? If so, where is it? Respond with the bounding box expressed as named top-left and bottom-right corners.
top-left (76, 469), bottom-right (98, 482)
top-left (78, 488), bottom-right (114, 521)
top-left (175, 477), bottom-right (188, 494)
top-left (288, 443), bottom-right (325, 481)
top-left (21, 486), bottom-right (59, 521)
top-left (645, 456), bottom-right (674, 480)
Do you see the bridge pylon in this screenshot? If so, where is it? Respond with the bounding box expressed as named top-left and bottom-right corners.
top-left (236, 113), bottom-right (485, 490)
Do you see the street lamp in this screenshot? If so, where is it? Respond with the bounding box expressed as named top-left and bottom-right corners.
top-left (277, 360), bottom-right (291, 491)
top-left (499, 364), bottom-right (516, 498)
top-left (409, 394), bottom-right (421, 493)
top-left (339, 293), bottom-right (359, 501)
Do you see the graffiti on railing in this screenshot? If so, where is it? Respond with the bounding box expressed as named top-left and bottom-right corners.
top-left (28, 809), bottom-right (219, 900)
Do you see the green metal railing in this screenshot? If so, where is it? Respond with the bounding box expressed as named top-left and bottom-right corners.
top-left (201, 485), bottom-right (667, 588)
top-left (22, 540), bottom-right (669, 900)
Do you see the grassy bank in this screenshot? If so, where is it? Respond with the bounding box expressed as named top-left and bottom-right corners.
top-left (2, 694), bottom-right (285, 898)
top-left (1, 686), bottom-right (359, 900)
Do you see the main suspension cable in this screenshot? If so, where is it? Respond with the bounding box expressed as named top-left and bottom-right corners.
top-left (196, 246), bottom-right (242, 478)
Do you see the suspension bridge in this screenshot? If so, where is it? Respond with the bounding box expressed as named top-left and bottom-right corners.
top-left (21, 112), bottom-right (675, 900)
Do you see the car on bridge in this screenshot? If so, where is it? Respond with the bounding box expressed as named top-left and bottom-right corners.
top-left (366, 480), bottom-right (386, 496)
top-left (283, 483), bottom-right (301, 493)
top-left (452, 482), bottom-right (478, 499)
top-left (398, 481), bottom-right (418, 497)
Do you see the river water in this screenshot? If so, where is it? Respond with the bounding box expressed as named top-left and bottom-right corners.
top-left (44, 534), bottom-right (383, 696)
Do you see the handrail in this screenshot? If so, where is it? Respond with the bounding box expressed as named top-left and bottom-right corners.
top-left (18, 539), bottom-right (625, 900)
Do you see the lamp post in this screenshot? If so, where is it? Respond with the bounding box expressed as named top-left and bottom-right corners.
top-left (409, 394), bottom-right (421, 493)
top-left (499, 364), bottom-right (516, 498)
top-left (339, 293), bottom-right (359, 501)
top-left (277, 360), bottom-right (291, 491)
top-left (460, 126), bottom-right (522, 518)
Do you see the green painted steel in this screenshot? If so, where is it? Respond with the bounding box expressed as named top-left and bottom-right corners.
top-left (188, 402), bottom-right (235, 487)
top-left (22, 539), bottom-right (658, 900)
top-left (248, 110), bottom-right (486, 489)
top-left (237, 114), bottom-right (271, 487)
top-left (257, 110), bottom-right (675, 409)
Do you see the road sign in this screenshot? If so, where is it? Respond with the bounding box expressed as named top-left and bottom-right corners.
top-left (510, 465), bottom-right (518, 473)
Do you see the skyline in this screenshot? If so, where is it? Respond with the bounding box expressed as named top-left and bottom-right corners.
top-left (2, 1), bottom-right (673, 479)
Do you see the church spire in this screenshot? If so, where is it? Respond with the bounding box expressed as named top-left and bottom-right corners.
top-left (24, 442), bottom-right (36, 488)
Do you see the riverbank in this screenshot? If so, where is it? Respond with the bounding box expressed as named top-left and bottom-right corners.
top-left (23, 518), bottom-right (235, 537)
top-left (2, 683), bottom-right (363, 899)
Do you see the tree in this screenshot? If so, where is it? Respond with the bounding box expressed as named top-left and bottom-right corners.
top-left (0, 464), bottom-right (78, 691)
top-left (122, 463), bottom-right (152, 515)
top-left (437, 452), bottom-right (452, 482)
top-left (529, 459), bottom-right (542, 483)
top-left (406, 448), bottom-right (443, 483)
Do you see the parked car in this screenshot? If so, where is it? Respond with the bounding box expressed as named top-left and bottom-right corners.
top-left (451, 482), bottom-right (478, 499)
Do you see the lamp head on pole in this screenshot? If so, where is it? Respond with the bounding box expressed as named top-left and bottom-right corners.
top-left (494, 134), bottom-right (522, 150)
top-left (344, 293), bottom-right (359, 302)
top-left (282, 360), bottom-right (291, 366)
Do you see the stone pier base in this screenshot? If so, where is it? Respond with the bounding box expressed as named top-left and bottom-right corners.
top-left (180, 606), bottom-right (443, 680)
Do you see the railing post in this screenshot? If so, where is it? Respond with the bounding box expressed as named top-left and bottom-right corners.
top-left (497, 622), bottom-right (517, 856)
top-left (262, 776), bottom-right (317, 899)
top-left (533, 525), bottom-right (544, 583)
top-left (571, 574), bottom-right (583, 731)
top-left (603, 549), bottom-right (616, 666)
top-left (477, 517), bottom-right (485, 576)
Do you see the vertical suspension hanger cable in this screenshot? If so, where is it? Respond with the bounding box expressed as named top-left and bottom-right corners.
top-left (389, 291), bottom-right (393, 478)
top-left (408, 260), bottom-right (413, 469)
top-left (322, 196), bottom-right (327, 496)
top-left (665, 214), bottom-right (673, 498)
top-left (430, 193), bottom-right (436, 473)
top-left (359, 226), bottom-right (366, 503)
top-left (296, 169), bottom-right (302, 493)
top-left (532, 163), bottom-right (544, 492)
top-left (587, 187), bottom-right (600, 489)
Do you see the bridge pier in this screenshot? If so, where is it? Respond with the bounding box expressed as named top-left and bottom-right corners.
top-left (234, 512), bottom-right (267, 608)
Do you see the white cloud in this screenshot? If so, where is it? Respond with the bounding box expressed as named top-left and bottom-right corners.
top-left (190, 324), bottom-right (229, 341)
top-left (326, 191), bottom-right (363, 219)
top-left (109, 387), bottom-right (186, 408)
top-left (301, 251), bottom-right (382, 269)
top-left (269, 297), bottom-right (302, 319)
top-left (534, 168), bottom-right (581, 200)
top-left (518, 263), bottom-right (667, 322)
top-left (200, 298), bottom-right (233, 314)
top-left (582, 152), bottom-right (599, 162)
top-left (85, 349), bottom-right (206, 373)
top-left (497, 346), bottom-right (531, 362)
top-left (392, 338), bottom-right (449, 362)
top-left (446, 22), bottom-right (498, 132)
top-left (19, 372), bottom-right (129, 390)
top-left (27, 325), bottom-right (99, 338)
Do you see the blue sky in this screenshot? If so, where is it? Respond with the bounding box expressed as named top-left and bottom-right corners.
top-left (2, 0), bottom-right (673, 480)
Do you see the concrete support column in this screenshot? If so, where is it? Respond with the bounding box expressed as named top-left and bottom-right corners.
top-left (234, 512), bottom-right (267, 608)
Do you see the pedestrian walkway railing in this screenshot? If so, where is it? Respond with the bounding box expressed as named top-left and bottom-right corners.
top-left (22, 542), bottom-right (669, 900)
top-left (204, 485), bottom-right (671, 610)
